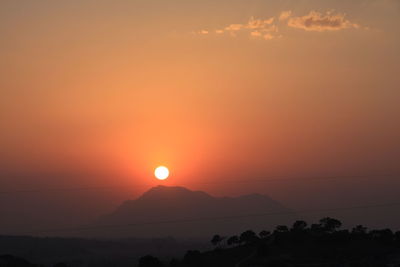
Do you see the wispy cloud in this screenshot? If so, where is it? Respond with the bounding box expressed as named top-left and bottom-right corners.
top-left (279, 11), bottom-right (292, 21)
top-left (201, 16), bottom-right (279, 40)
top-left (287, 11), bottom-right (359, 32)
top-left (196, 10), bottom-right (361, 40)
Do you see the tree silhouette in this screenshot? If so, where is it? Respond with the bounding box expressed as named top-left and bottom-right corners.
top-left (370, 229), bottom-right (394, 244)
top-left (240, 230), bottom-right (258, 244)
top-left (395, 231), bottom-right (400, 243)
top-left (275, 225), bottom-right (289, 233)
top-left (259, 230), bottom-right (271, 239)
top-left (227, 235), bottom-right (239, 246)
top-left (291, 220), bottom-right (307, 231)
top-left (352, 225), bottom-right (367, 235)
top-left (138, 255), bottom-right (164, 267)
top-left (211, 234), bottom-right (224, 247)
top-left (310, 223), bottom-right (322, 232)
top-left (319, 217), bottom-right (342, 233)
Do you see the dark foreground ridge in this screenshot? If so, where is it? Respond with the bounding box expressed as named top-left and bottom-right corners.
top-left (2, 218), bottom-right (400, 266)
top-left (138, 217), bottom-right (400, 267)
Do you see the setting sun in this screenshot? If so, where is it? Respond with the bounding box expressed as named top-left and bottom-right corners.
top-left (154, 166), bottom-right (169, 180)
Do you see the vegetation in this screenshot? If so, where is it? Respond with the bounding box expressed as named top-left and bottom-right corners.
top-left (2, 217), bottom-right (400, 266)
top-left (138, 217), bottom-right (400, 267)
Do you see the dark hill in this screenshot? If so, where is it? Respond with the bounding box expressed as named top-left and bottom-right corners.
top-left (94, 186), bottom-right (294, 239)
top-left (139, 218), bottom-right (400, 267)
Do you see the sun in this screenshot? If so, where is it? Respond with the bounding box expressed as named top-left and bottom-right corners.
top-left (154, 166), bottom-right (169, 180)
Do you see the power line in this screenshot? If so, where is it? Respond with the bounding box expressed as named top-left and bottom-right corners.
top-left (19, 201), bottom-right (400, 235)
top-left (0, 184), bottom-right (149, 195)
top-left (0, 174), bottom-right (398, 195)
top-left (195, 174), bottom-right (399, 184)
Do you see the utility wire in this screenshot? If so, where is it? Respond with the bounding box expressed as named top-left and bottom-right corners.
top-left (0, 174), bottom-right (398, 195)
top-left (19, 201), bottom-right (400, 235)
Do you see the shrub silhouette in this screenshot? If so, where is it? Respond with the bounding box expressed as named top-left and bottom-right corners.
top-left (211, 234), bottom-right (224, 247)
top-left (274, 225), bottom-right (289, 233)
top-left (352, 224), bottom-right (368, 235)
top-left (319, 217), bottom-right (342, 233)
top-left (291, 220), bottom-right (307, 231)
top-left (240, 230), bottom-right (258, 244)
top-left (259, 230), bottom-right (271, 239)
top-left (227, 235), bottom-right (239, 246)
top-left (138, 255), bottom-right (164, 267)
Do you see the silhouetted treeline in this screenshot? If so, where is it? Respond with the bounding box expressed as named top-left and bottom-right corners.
top-left (139, 217), bottom-right (400, 267)
top-left (3, 218), bottom-right (400, 267)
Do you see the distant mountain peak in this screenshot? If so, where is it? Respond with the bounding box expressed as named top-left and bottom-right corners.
top-left (145, 185), bottom-right (193, 194)
top-left (138, 185), bottom-right (213, 202)
top-left (96, 185), bottom-right (294, 238)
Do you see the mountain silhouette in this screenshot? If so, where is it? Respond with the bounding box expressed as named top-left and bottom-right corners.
top-left (93, 186), bottom-right (294, 239)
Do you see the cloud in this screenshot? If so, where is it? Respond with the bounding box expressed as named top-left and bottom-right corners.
top-left (263, 33), bottom-right (275, 40)
top-left (279, 11), bottom-right (292, 21)
top-left (224, 17), bottom-right (275, 31)
top-left (220, 16), bottom-right (279, 40)
top-left (225, 23), bottom-right (243, 31)
top-left (246, 17), bottom-right (274, 29)
top-left (196, 10), bottom-right (361, 40)
top-left (250, 31), bottom-right (262, 37)
top-left (287, 11), bottom-right (359, 32)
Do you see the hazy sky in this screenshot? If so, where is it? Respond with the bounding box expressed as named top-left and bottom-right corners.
top-left (1, 0), bottom-right (400, 233)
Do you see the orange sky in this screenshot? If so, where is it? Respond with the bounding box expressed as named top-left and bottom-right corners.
top-left (1, 0), bottom-right (400, 210)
